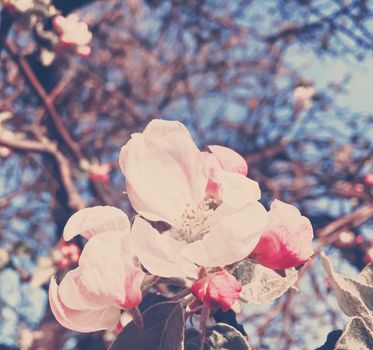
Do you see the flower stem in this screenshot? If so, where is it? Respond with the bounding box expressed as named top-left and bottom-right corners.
top-left (199, 305), bottom-right (210, 350)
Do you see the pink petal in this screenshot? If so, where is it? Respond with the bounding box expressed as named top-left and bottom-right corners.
top-left (119, 120), bottom-right (207, 224)
top-left (217, 170), bottom-right (261, 209)
top-left (130, 217), bottom-right (190, 278)
top-left (63, 206), bottom-right (130, 241)
top-left (207, 145), bottom-right (248, 176)
top-left (182, 202), bottom-right (268, 267)
top-left (49, 277), bottom-right (120, 332)
top-left (58, 268), bottom-right (104, 310)
top-left (78, 231), bottom-right (144, 309)
top-left (251, 200), bottom-right (314, 270)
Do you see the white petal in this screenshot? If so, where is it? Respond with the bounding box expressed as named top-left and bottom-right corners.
top-left (58, 268), bottom-right (103, 310)
top-left (217, 170), bottom-right (261, 209)
top-left (119, 120), bottom-right (207, 224)
top-left (130, 217), bottom-right (189, 278)
top-left (78, 231), bottom-right (143, 308)
top-left (182, 202), bottom-right (268, 267)
top-left (49, 277), bottom-right (120, 333)
top-left (63, 206), bottom-right (130, 241)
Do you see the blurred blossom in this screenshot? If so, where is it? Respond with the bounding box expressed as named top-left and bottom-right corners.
top-left (53, 14), bottom-right (92, 56)
top-left (0, 146), bottom-right (11, 157)
top-left (0, 247), bottom-right (9, 269)
top-left (29, 256), bottom-right (56, 288)
top-left (89, 162), bottom-right (111, 183)
top-left (293, 86), bottom-right (315, 109)
top-left (2, 0), bottom-right (33, 12)
top-left (19, 328), bottom-right (34, 350)
top-left (334, 231), bottom-right (355, 248)
top-left (353, 183), bottom-right (364, 193)
top-left (364, 246), bottom-right (373, 265)
top-left (364, 173), bottom-right (373, 186)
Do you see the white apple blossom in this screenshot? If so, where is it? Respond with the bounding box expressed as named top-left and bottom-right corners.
top-left (119, 120), bottom-right (268, 278)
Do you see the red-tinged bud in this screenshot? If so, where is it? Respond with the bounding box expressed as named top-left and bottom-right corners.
top-left (364, 173), bottom-right (373, 186)
top-left (114, 322), bottom-right (123, 335)
top-left (57, 243), bottom-right (81, 268)
top-left (364, 247), bottom-right (373, 265)
top-left (191, 269), bottom-right (242, 312)
top-left (353, 183), bottom-right (364, 193)
top-left (355, 235), bottom-right (366, 245)
top-left (251, 200), bottom-right (314, 270)
top-left (89, 163), bottom-right (111, 183)
top-left (58, 257), bottom-right (70, 269)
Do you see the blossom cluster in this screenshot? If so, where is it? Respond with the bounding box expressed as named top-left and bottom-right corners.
top-left (49, 119), bottom-right (314, 332)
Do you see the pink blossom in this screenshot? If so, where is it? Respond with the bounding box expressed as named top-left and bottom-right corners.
top-left (251, 199), bottom-right (314, 270)
top-left (49, 206), bottom-right (145, 332)
top-left (191, 269), bottom-right (242, 312)
top-left (119, 120), bottom-right (268, 278)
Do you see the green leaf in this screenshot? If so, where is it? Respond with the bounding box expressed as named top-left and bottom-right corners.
top-left (335, 317), bottom-right (373, 350)
top-left (320, 253), bottom-right (373, 329)
top-left (185, 324), bottom-right (251, 350)
top-left (110, 301), bottom-right (185, 350)
top-left (184, 328), bottom-right (202, 350)
top-left (232, 259), bottom-right (298, 304)
top-left (357, 262), bottom-right (373, 286)
top-left (205, 323), bottom-right (251, 350)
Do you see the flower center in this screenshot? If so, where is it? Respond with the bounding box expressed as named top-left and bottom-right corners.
top-left (172, 199), bottom-right (218, 243)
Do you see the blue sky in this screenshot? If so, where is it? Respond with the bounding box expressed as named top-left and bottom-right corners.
top-left (288, 45), bottom-right (373, 113)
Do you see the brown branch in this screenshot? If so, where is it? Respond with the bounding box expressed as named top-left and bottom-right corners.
top-left (4, 41), bottom-right (84, 161)
top-left (0, 135), bottom-right (85, 211)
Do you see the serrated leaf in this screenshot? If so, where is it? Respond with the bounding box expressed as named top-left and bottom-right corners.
top-left (335, 317), bottom-right (373, 350)
top-left (357, 263), bottom-right (373, 285)
top-left (206, 323), bottom-right (251, 350)
top-left (110, 301), bottom-right (184, 350)
top-left (232, 259), bottom-right (298, 304)
top-left (320, 253), bottom-right (373, 329)
top-left (185, 324), bottom-right (251, 350)
top-left (314, 329), bottom-right (343, 350)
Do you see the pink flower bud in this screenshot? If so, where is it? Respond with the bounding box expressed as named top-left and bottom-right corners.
top-left (364, 173), bottom-right (373, 186)
top-left (354, 183), bottom-right (364, 193)
top-left (191, 269), bottom-right (242, 312)
top-left (364, 246), bottom-right (373, 265)
top-left (89, 163), bottom-right (111, 183)
top-left (251, 200), bottom-right (314, 270)
top-left (57, 243), bottom-right (81, 268)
